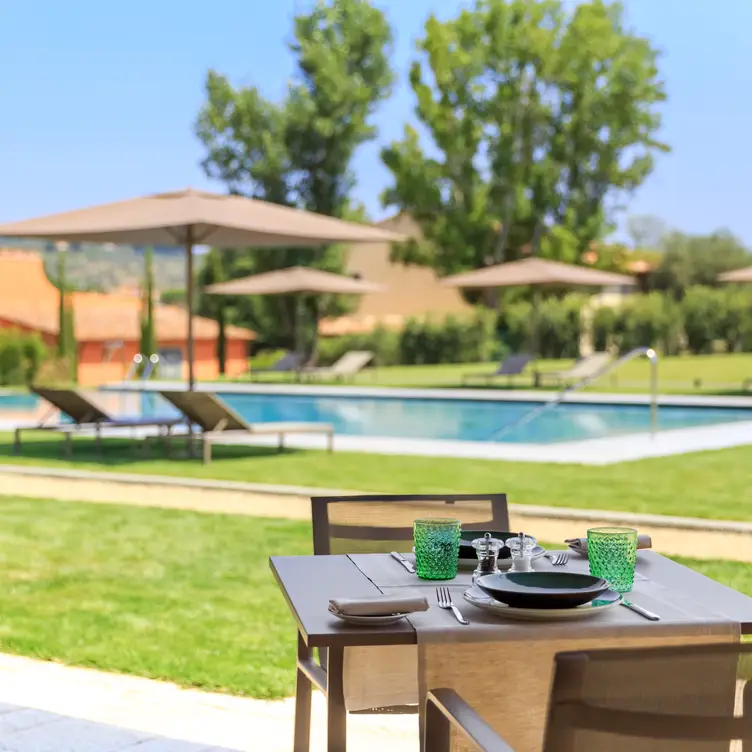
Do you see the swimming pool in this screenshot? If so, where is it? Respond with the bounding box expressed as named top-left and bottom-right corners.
top-left (2, 390), bottom-right (750, 445)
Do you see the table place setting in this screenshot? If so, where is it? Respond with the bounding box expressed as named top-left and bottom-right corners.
top-left (328, 593), bottom-right (428, 626)
top-left (341, 519), bottom-right (666, 626)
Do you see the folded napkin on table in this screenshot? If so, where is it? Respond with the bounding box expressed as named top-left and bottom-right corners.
top-left (328, 594), bottom-right (429, 617)
top-left (565, 534), bottom-right (652, 554)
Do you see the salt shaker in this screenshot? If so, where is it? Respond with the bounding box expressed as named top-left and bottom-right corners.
top-left (508, 532), bottom-right (535, 573)
top-left (471, 532), bottom-right (502, 584)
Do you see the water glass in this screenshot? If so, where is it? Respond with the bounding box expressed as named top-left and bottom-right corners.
top-left (414, 518), bottom-right (461, 580)
top-left (587, 527), bottom-right (638, 593)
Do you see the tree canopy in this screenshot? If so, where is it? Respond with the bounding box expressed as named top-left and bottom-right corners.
top-left (381, 0), bottom-right (668, 278)
top-left (195, 0), bottom-right (394, 352)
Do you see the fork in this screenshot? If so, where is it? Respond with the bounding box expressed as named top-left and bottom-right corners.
top-left (436, 587), bottom-right (469, 625)
top-left (545, 551), bottom-right (570, 566)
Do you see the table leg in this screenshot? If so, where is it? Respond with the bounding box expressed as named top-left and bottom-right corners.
top-left (294, 633), bottom-right (313, 752)
top-left (326, 645), bottom-right (347, 751)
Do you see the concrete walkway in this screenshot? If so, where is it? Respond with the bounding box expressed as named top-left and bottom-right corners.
top-left (0, 653), bottom-right (417, 752)
top-left (0, 465), bottom-right (751, 562)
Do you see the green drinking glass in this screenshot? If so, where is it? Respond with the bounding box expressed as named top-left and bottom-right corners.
top-left (414, 518), bottom-right (461, 580)
top-left (587, 527), bottom-right (638, 593)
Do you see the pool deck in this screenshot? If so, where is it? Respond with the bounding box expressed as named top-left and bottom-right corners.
top-left (95, 381), bottom-right (752, 465)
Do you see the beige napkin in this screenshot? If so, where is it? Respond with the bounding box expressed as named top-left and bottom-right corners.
top-left (566, 533), bottom-right (652, 553)
top-left (329, 594), bottom-right (428, 616)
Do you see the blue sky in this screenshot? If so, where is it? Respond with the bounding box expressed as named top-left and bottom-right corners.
top-left (2, 0), bottom-right (751, 244)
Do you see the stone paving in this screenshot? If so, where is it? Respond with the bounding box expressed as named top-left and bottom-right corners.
top-left (0, 653), bottom-right (417, 751)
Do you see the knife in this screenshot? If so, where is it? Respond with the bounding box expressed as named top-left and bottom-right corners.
top-left (621, 599), bottom-right (660, 621)
top-left (390, 551), bottom-right (415, 574)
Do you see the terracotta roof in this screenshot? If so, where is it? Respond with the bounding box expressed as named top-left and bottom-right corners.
top-left (0, 250), bottom-right (254, 342)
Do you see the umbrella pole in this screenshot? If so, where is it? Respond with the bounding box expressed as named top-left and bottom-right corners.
top-left (186, 229), bottom-right (195, 391)
top-left (531, 288), bottom-right (541, 387)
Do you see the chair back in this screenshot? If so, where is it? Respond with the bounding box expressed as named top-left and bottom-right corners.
top-left (329, 351), bottom-right (373, 376)
top-left (271, 352), bottom-right (304, 372)
top-left (159, 391), bottom-right (248, 432)
top-left (497, 354), bottom-right (533, 376)
top-left (32, 386), bottom-right (111, 424)
top-left (311, 493), bottom-right (509, 555)
top-left (543, 643), bottom-right (752, 751)
top-left (566, 352), bottom-right (611, 379)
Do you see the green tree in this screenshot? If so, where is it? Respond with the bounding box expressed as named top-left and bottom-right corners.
top-left (196, 0), bottom-right (394, 357)
top-left (56, 250), bottom-right (77, 381)
top-left (139, 247), bottom-right (157, 366)
top-left (381, 0), bottom-right (668, 281)
top-left (650, 230), bottom-right (751, 298)
top-left (201, 249), bottom-right (228, 375)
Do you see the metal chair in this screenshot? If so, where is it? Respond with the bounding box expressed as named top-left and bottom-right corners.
top-left (293, 493), bottom-right (509, 752)
top-left (426, 641), bottom-right (750, 751)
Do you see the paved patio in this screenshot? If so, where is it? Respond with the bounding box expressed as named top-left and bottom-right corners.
top-left (0, 653), bottom-right (417, 751)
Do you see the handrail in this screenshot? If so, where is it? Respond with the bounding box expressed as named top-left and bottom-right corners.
top-left (487, 347), bottom-right (659, 441)
top-left (124, 354), bottom-right (143, 381)
top-left (124, 353), bottom-right (160, 381)
top-left (141, 354), bottom-right (159, 380)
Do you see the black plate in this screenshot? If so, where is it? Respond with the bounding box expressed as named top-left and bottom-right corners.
top-left (475, 572), bottom-right (609, 609)
top-left (459, 530), bottom-right (517, 560)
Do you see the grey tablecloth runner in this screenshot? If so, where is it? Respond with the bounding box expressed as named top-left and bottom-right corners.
top-left (342, 551), bottom-right (740, 726)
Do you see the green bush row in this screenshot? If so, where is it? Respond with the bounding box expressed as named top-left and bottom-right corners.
top-left (317, 285), bottom-right (752, 365)
top-left (317, 310), bottom-right (502, 366)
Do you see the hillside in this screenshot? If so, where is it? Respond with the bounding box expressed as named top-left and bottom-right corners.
top-left (2, 241), bottom-right (199, 293)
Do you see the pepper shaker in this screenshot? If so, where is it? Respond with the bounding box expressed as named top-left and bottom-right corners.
top-left (472, 532), bottom-right (502, 584)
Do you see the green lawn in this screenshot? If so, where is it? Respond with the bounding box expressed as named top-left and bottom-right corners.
top-left (241, 352), bottom-right (752, 394)
top-left (0, 494), bottom-right (749, 699)
top-left (1, 433), bottom-right (751, 522)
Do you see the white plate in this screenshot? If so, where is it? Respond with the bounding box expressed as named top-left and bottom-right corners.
top-left (328, 608), bottom-right (408, 626)
top-left (462, 586), bottom-right (621, 621)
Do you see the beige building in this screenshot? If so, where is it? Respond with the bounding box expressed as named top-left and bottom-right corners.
top-left (320, 214), bottom-right (472, 335)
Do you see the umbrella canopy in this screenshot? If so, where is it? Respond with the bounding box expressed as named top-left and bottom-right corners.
top-left (718, 267), bottom-right (752, 283)
top-left (441, 257), bottom-right (635, 289)
top-left (204, 266), bottom-right (384, 296)
top-left (0, 188), bottom-right (404, 387)
top-left (204, 266), bottom-right (384, 356)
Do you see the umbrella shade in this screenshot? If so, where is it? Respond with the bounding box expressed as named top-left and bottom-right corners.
top-left (0, 188), bottom-right (404, 247)
top-left (718, 267), bottom-right (752, 283)
top-left (441, 257), bottom-right (635, 289)
top-left (204, 266), bottom-right (385, 296)
top-left (0, 188), bottom-right (404, 387)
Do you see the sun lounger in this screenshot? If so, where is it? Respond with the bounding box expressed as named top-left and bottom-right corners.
top-left (538, 352), bottom-right (612, 386)
top-left (17, 387), bottom-right (184, 456)
top-left (302, 350), bottom-right (373, 382)
top-left (462, 353), bottom-right (534, 385)
top-left (250, 351), bottom-right (304, 381)
top-left (159, 390), bottom-right (334, 463)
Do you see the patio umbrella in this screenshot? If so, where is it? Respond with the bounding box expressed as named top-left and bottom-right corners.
top-left (204, 265), bottom-right (385, 356)
top-left (442, 257), bottom-right (634, 368)
top-left (0, 188), bottom-right (404, 388)
top-left (718, 267), bottom-right (752, 283)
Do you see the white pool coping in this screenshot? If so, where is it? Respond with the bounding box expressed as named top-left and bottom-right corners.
top-left (8, 382), bottom-right (751, 465)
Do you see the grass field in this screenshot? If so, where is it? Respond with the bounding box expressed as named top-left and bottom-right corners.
top-left (241, 352), bottom-right (752, 394)
top-left (0, 495), bottom-right (749, 699)
top-left (1, 433), bottom-right (751, 522)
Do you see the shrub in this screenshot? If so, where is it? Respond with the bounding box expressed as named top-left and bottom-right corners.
top-left (499, 294), bottom-right (584, 359)
top-left (614, 293), bottom-right (683, 355)
top-left (0, 330), bottom-right (49, 385)
top-left (681, 287), bottom-right (728, 354)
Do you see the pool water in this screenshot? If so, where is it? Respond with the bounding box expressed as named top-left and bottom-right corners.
top-left (3, 391), bottom-right (749, 445)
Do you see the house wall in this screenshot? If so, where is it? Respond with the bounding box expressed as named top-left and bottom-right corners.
top-left (0, 319), bottom-right (249, 385)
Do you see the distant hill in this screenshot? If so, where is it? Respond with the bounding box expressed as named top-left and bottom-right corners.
top-left (1, 240), bottom-right (199, 293)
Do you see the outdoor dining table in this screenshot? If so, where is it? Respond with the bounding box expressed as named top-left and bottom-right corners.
top-left (270, 551), bottom-right (752, 752)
